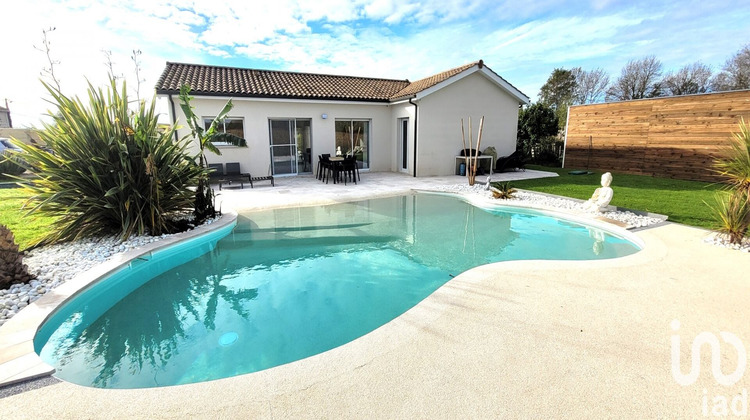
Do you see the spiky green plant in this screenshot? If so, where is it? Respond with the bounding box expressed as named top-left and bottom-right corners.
top-left (490, 181), bottom-right (517, 199)
top-left (11, 79), bottom-right (203, 245)
top-left (709, 191), bottom-right (749, 244)
top-left (178, 85), bottom-right (246, 224)
top-left (710, 118), bottom-right (750, 244)
top-left (714, 118), bottom-right (750, 197)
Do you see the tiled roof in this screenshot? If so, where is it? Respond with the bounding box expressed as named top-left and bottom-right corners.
top-left (156, 62), bottom-right (410, 102)
top-left (390, 61), bottom-right (479, 100)
top-left (155, 60), bottom-right (528, 103)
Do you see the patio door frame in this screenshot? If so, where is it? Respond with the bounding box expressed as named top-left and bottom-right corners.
top-left (268, 118), bottom-right (312, 176)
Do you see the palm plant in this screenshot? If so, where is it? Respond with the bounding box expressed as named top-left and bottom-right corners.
top-left (710, 118), bottom-right (750, 244)
top-left (490, 181), bottom-right (517, 199)
top-left (12, 79), bottom-right (202, 244)
top-left (177, 85), bottom-right (246, 223)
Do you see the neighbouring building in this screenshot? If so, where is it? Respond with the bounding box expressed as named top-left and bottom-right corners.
top-left (0, 105), bottom-right (11, 128)
top-left (155, 60), bottom-right (529, 178)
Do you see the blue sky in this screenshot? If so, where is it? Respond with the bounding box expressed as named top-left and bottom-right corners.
top-left (2, 0), bottom-right (748, 127)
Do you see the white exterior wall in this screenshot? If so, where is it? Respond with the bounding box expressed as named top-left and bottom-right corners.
top-left (415, 72), bottom-right (521, 176)
top-left (389, 102), bottom-right (416, 175)
top-left (165, 95), bottom-right (393, 176)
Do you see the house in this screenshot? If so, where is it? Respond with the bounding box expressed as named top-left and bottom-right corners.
top-left (155, 60), bottom-right (529, 178)
top-left (0, 105), bottom-right (11, 128)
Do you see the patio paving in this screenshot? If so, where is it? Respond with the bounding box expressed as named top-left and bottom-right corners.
top-left (1, 170), bottom-right (748, 418)
top-left (214, 170), bottom-right (556, 212)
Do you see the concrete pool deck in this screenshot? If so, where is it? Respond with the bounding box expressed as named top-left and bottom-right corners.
top-left (1, 171), bottom-right (749, 418)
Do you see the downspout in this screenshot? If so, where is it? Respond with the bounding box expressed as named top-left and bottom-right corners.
top-left (167, 93), bottom-right (178, 142)
top-left (409, 97), bottom-right (418, 177)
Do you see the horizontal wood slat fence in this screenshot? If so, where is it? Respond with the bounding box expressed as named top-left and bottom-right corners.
top-left (563, 90), bottom-right (750, 182)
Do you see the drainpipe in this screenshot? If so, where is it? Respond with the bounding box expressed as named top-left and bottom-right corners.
top-left (168, 94), bottom-right (178, 142)
top-left (409, 97), bottom-right (418, 177)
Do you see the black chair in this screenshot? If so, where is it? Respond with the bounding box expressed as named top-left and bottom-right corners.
top-left (317, 154), bottom-right (331, 181)
top-left (208, 163), bottom-right (224, 188)
top-left (340, 156), bottom-right (358, 185)
top-left (495, 151), bottom-right (526, 173)
top-left (220, 162), bottom-right (247, 189)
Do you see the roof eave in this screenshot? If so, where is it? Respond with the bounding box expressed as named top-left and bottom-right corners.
top-left (155, 89), bottom-right (393, 103)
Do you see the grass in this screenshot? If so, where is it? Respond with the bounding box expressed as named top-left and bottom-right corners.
top-left (513, 165), bottom-right (723, 229)
top-left (0, 187), bottom-right (58, 250)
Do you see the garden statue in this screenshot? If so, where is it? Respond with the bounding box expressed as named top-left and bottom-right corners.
top-left (583, 172), bottom-right (614, 212)
top-left (336, 146), bottom-right (342, 157)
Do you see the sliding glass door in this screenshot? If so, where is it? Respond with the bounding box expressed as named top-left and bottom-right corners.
top-left (334, 119), bottom-right (369, 169)
top-left (269, 119), bottom-right (312, 175)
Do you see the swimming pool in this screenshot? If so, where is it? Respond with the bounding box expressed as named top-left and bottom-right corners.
top-left (34, 192), bottom-right (640, 388)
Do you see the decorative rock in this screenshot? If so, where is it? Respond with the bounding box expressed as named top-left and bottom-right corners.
top-left (0, 215), bottom-right (222, 322)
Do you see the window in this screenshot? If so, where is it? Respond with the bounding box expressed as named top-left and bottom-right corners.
top-left (203, 117), bottom-right (244, 146)
top-left (334, 119), bottom-right (369, 169)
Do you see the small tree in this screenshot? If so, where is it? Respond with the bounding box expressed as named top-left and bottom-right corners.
top-left (711, 44), bottom-right (750, 92)
top-left (539, 68), bottom-right (576, 132)
top-left (661, 62), bottom-right (712, 96)
top-left (606, 56), bottom-right (663, 101)
top-left (517, 103), bottom-right (558, 161)
top-left (572, 67), bottom-right (610, 104)
top-left (178, 85), bottom-right (247, 223)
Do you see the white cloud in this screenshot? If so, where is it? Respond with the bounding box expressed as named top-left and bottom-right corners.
top-left (1, 0), bottom-right (749, 128)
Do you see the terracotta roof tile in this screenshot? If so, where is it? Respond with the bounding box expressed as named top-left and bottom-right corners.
top-left (155, 60), bottom-right (528, 103)
top-left (155, 62), bottom-right (410, 102)
top-left (390, 61), bottom-right (480, 100)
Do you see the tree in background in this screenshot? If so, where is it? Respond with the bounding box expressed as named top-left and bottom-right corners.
top-left (711, 44), bottom-right (750, 92)
top-left (517, 103), bottom-right (559, 162)
top-left (661, 62), bottom-right (712, 96)
top-left (606, 56), bottom-right (663, 101)
top-left (538, 68), bottom-right (576, 132)
top-left (572, 67), bottom-right (610, 104)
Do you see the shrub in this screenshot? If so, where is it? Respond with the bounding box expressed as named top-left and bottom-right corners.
top-left (490, 181), bottom-right (517, 199)
top-left (0, 224), bottom-right (34, 288)
top-left (709, 191), bottom-right (749, 244)
top-left (14, 79), bottom-right (204, 245)
top-left (710, 118), bottom-right (750, 244)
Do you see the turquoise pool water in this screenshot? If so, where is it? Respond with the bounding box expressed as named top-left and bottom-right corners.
top-left (35, 193), bottom-right (640, 388)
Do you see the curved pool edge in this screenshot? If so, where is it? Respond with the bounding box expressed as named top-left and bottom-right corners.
top-left (0, 211), bottom-right (239, 388)
top-left (414, 189), bottom-right (651, 251)
top-left (5, 189), bottom-right (657, 390)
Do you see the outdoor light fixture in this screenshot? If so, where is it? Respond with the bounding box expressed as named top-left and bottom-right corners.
top-left (321, 113), bottom-right (328, 119)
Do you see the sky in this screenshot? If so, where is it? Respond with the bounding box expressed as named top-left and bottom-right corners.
top-left (1, 0), bottom-right (748, 128)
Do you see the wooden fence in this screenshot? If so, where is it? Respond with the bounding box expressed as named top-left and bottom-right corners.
top-left (563, 90), bottom-right (750, 182)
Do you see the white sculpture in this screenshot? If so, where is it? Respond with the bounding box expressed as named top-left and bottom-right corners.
top-left (583, 172), bottom-right (614, 213)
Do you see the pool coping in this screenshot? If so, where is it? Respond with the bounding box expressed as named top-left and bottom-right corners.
top-left (0, 211), bottom-right (238, 388)
top-left (0, 190), bottom-right (657, 389)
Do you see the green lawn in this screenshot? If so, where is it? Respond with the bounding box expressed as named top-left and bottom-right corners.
top-left (511, 165), bottom-right (723, 229)
top-left (0, 187), bottom-right (57, 250)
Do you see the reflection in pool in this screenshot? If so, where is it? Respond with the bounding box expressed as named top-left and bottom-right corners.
top-left (36, 193), bottom-right (640, 388)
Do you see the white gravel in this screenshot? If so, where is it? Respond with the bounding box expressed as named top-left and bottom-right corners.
top-left (0, 217), bottom-right (220, 326)
top-left (1, 186), bottom-right (745, 326)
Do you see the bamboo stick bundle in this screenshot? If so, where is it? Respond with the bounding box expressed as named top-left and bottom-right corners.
top-left (473, 116), bottom-right (485, 183)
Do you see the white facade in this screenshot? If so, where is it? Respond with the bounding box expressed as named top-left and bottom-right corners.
top-left (162, 65), bottom-right (527, 178)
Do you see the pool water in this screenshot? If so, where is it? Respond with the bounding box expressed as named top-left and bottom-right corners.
top-left (35, 193), bottom-right (640, 388)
